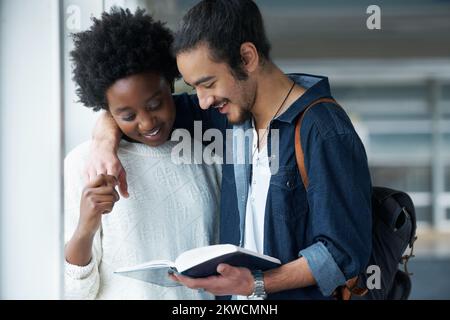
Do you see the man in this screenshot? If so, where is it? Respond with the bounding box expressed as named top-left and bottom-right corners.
top-left (87, 0), bottom-right (372, 299)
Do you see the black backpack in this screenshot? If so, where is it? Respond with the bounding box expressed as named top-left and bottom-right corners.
top-left (294, 98), bottom-right (417, 300)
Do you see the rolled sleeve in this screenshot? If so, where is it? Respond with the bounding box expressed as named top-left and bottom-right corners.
top-left (299, 242), bottom-right (346, 296)
top-left (65, 258), bottom-right (95, 280)
top-left (303, 117), bottom-right (372, 281)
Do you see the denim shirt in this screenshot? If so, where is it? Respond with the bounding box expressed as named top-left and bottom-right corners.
top-left (173, 73), bottom-right (372, 300)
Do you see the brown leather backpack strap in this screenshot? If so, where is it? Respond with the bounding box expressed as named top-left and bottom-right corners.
top-left (340, 276), bottom-right (368, 300)
top-left (294, 97), bottom-right (337, 189)
top-left (294, 97), bottom-right (369, 300)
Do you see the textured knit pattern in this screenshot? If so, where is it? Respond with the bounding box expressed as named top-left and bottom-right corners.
top-left (64, 139), bottom-right (221, 299)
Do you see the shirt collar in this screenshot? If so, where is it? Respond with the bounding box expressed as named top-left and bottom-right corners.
top-left (275, 73), bottom-right (332, 124)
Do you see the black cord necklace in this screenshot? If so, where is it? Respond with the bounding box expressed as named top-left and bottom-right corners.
top-left (254, 80), bottom-right (296, 155)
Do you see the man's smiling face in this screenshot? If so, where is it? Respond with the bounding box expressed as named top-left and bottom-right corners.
top-left (177, 44), bottom-right (255, 125)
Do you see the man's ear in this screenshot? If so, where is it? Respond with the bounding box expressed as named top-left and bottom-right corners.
top-left (240, 42), bottom-right (259, 73)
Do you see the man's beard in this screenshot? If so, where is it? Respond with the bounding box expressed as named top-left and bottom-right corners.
top-left (227, 91), bottom-right (254, 125)
top-left (226, 80), bottom-right (255, 124)
top-left (227, 106), bottom-right (252, 125)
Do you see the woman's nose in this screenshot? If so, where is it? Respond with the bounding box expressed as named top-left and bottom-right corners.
top-left (138, 115), bottom-right (156, 132)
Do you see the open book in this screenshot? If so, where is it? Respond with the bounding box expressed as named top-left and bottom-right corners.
top-left (114, 244), bottom-right (281, 287)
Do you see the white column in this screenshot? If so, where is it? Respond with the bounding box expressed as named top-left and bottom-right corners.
top-left (0, 0), bottom-right (63, 299)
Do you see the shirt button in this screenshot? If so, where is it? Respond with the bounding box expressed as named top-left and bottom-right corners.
top-left (286, 180), bottom-right (292, 188)
top-left (251, 197), bottom-right (255, 202)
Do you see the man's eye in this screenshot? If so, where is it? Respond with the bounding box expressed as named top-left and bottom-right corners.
top-left (122, 114), bottom-right (135, 121)
top-left (204, 82), bottom-right (214, 89)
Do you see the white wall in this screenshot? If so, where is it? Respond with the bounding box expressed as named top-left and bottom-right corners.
top-left (0, 0), bottom-right (63, 299)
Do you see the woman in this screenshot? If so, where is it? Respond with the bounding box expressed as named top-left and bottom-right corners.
top-left (64, 7), bottom-right (220, 299)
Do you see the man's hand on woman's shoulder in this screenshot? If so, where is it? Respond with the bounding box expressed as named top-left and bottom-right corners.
top-left (84, 111), bottom-right (129, 198)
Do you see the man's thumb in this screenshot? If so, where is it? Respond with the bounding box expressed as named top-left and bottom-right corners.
top-left (217, 264), bottom-right (233, 276)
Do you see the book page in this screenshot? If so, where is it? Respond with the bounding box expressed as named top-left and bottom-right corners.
top-left (174, 244), bottom-right (282, 277)
top-left (175, 244), bottom-right (237, 272)
top-left (115, 259), bottom-right (175, 273)
top-left (114, 260), bottom-right (181, 287)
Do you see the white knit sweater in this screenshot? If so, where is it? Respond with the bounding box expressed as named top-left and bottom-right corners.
top-left (64, 139), bottom-right (221, 300)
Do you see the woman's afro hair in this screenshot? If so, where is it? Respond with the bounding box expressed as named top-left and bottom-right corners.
top-left (70, 7), bottom-right (179, 111)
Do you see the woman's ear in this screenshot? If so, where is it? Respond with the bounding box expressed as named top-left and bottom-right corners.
top-left (240, 42), bottom-right (259, 73)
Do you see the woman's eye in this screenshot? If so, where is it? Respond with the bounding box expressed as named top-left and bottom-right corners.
top-left (122, 114), bottom-right (136, 121)
top-left (146, 100), bottom-right (161, 109)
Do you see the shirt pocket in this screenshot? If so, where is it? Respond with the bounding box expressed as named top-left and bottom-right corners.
top-left (269, 167), bottom-right (308, 222)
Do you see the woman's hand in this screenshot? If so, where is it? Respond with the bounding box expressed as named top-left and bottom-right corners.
top-left (65, 174), bottom-right (120, 266)
top-left (84, 112), bottom-right (129, 198)
top-left (78, 174), bottom-right (120, 238)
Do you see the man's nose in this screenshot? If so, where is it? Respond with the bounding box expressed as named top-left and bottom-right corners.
top-left (197, 89), bottom-right (215, 110)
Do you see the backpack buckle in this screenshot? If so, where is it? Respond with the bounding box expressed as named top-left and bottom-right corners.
top-left (401, 235), bottom-right (417, 276)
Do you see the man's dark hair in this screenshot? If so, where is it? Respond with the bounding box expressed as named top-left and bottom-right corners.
top-left (173, 0), bottom-right (271, 80)
top-left (71, 7), bottom-right (179, 111)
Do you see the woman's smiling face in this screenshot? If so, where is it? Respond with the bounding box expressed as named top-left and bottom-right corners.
top-left (106, 72), bottom-right (176, 147)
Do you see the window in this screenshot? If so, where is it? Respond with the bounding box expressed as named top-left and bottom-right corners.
top-left (370, 166), bottom-right (431, 192)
